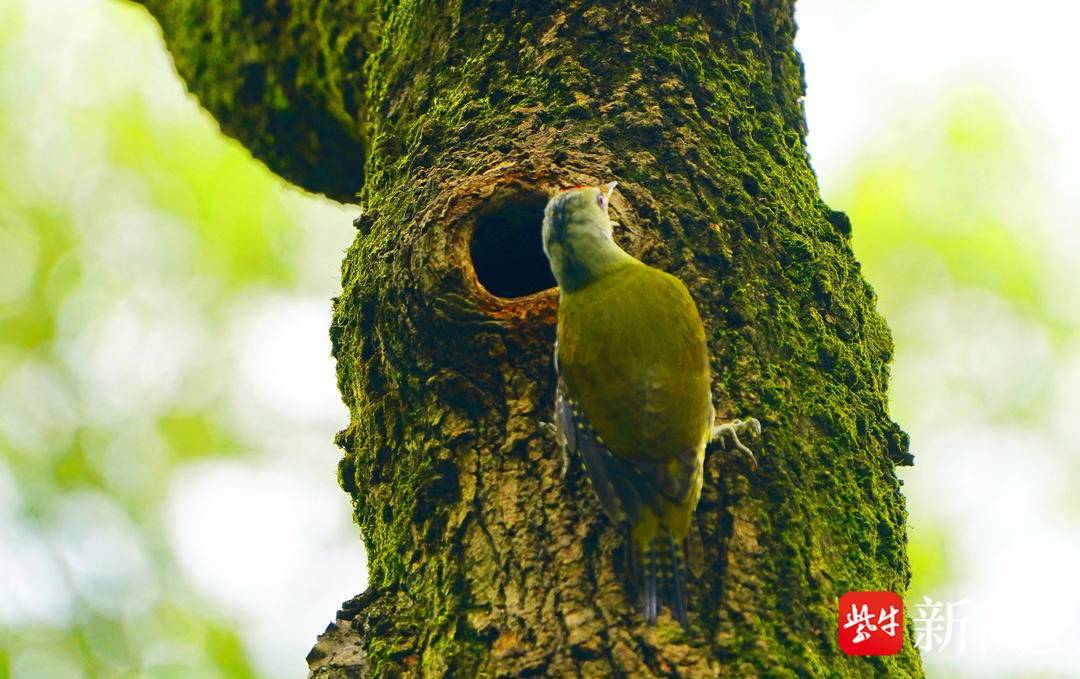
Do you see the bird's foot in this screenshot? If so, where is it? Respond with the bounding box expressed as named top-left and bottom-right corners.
top-left (710, 417), bottom-right (761, 471)
top-left (538, 420), bottom-right (571, 478)
top-left (538, 420), bottom-right (558, 440)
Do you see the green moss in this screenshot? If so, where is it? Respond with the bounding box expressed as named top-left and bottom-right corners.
top-left (133, 0), bottom-right (372, 201)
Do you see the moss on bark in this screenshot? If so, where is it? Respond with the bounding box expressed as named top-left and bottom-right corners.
top-left (135, 0), bottom-right (376, 201)
top-left (137, 0), bottom-right (922, 676)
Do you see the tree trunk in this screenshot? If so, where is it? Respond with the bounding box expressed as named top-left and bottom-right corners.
top-left (136, 0), bottom-right (921, 676)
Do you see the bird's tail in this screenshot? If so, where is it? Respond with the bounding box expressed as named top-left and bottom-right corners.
top-left (627, 527), bottom-right (690, 627)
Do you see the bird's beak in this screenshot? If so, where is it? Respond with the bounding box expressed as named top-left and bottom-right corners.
top-left (603, 181), bottom-right (618, 200)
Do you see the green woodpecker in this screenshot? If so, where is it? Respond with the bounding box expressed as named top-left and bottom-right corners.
top-left (542, 182), bottom-right (759, 627)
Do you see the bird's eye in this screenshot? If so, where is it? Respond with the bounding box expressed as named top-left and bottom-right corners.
top-left (597, 193), bottom-right (607, 208)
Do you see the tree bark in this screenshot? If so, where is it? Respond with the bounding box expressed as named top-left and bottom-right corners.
top-left (135, 0), bottom-right (921, 676)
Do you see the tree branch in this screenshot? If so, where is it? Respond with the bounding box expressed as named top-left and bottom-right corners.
top-left (132, 0), bottom-right (377, 201)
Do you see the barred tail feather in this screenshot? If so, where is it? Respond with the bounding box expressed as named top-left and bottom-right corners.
top-left (629, 529), bottom-right (690, 628)
top-left (668, 532), bottom-right (688, 626)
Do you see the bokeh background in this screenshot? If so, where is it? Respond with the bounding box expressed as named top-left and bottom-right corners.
top-left (0, 0), bottom-right (1076, 677)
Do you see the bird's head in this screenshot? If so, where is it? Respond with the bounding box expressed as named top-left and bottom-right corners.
top-left (542, 182), bottom-right (621, 289)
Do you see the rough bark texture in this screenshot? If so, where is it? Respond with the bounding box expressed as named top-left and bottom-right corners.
top-left (136, 0), bottom-right (922, 676)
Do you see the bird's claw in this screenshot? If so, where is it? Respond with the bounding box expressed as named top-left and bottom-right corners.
top-left (538, 420), bottom-right (558, 440)
top-left (710, 417), bottom-right (761, 471)
top-left (538, 420), bottom-right (571, 478)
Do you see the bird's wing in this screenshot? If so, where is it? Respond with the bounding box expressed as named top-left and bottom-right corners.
top-left (557, 265), bottom-right (712, 465)
top-left (556, 350), bottom-right (629, 518)
top-left (557, 369), bottom-right (697, 522)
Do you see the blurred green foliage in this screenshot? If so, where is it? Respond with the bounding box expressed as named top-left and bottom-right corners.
top-left (840, 97), bottom-right (1027, 595)
top-left (833, 88), bottom-right (1078, 676)
top-left (849, 96), bottom-right (1047, 323)
top-left (0, 0), bottom-right (356, 676)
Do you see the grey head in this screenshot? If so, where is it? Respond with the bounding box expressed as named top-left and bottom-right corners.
top-left (541, 181), bottom-right (631, 292)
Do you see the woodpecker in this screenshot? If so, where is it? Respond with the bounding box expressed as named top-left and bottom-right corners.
top-left (542, 182), bottom-right (759, 627)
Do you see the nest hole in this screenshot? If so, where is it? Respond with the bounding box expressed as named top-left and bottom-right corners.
top-left (469, 191), bottom-right (556, 298)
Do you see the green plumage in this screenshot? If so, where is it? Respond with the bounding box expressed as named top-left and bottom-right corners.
top-left (543, 183), bottom-right (713, 626)
top-left (557, 262), bottom-right (710, 539)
